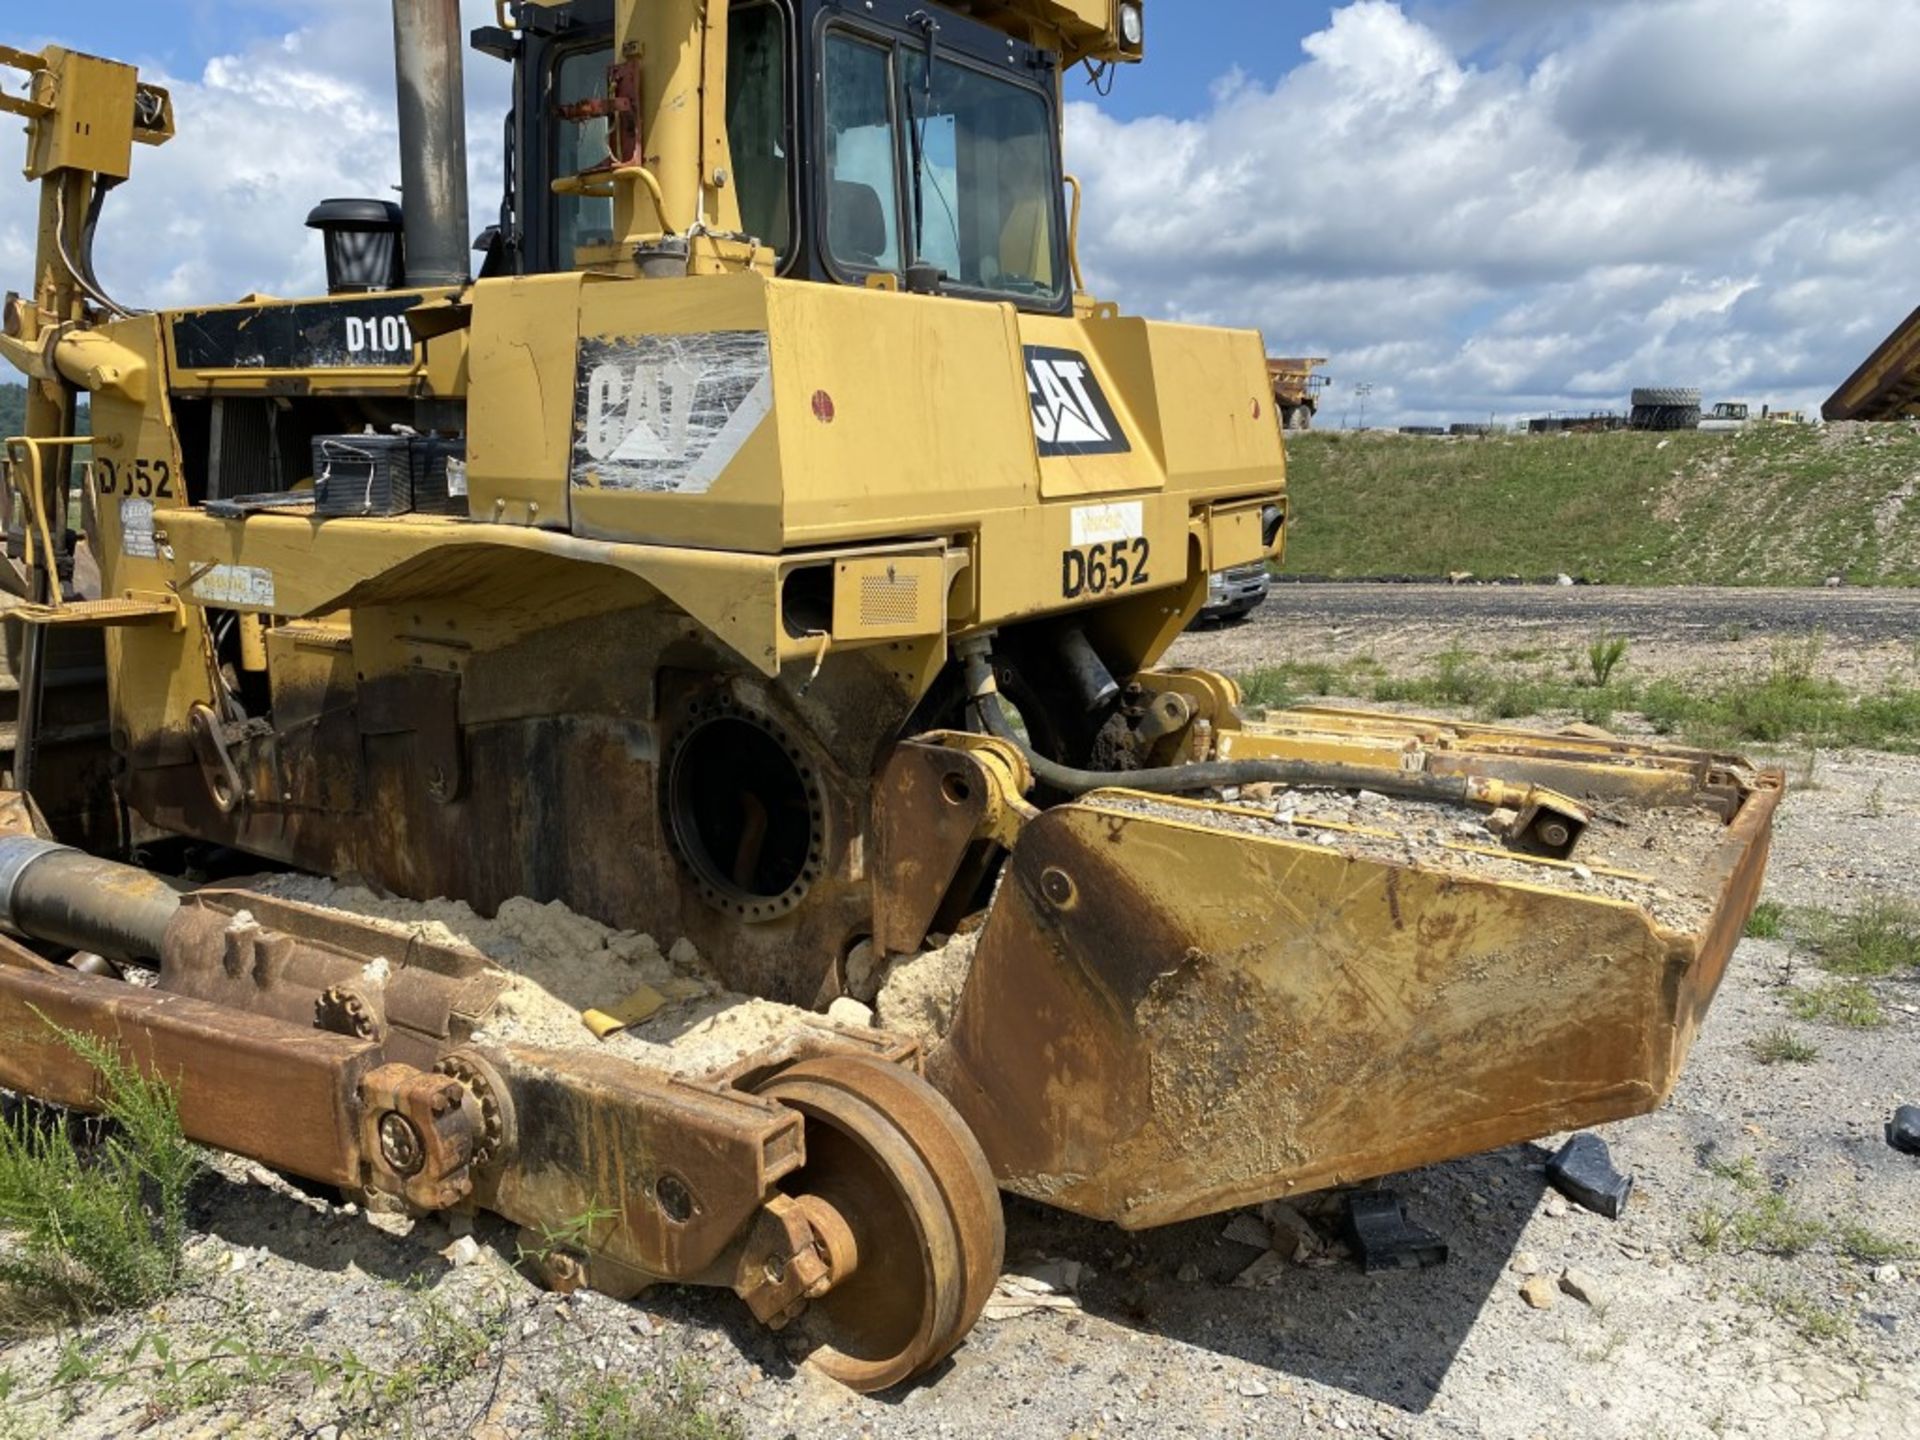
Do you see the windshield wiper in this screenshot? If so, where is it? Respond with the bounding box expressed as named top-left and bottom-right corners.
top-left (905, 12), bottom-right (939, 281)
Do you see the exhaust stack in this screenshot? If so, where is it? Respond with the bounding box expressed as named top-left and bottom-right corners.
top-left (392, 0), bottom-right (471, 289)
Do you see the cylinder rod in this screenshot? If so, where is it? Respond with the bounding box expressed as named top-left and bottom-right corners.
top-left (0, 837), bottom-right (182, 962)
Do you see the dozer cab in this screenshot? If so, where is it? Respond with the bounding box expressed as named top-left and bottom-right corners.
top-left (0, 0), bottom-right (1780, 1390)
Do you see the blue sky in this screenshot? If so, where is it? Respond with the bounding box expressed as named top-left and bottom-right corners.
top-left (45, 2), bottom-right (1333, 121)
top-left (6, 1), bottom-right (1919, 425)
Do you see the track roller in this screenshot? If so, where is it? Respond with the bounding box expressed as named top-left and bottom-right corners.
top-left (757, 1054), bottom-right (1003, 1391)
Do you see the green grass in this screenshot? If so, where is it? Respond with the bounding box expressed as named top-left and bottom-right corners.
top-left (542, 1360), bottom-right (743, 1440)
top-left (1746, 1284), bottom-right (1850, 1344)
top-left (1280, 425), bottom-right (1920, 586)
top-left (1803, 896), bottom-right (1920, 976)
top-left (1788, 981), bottom-right (1885, 1029)
top-left (0, 1025), bottom-right (201, 1331)
top-left (1236, 639), bottom-right (1920, 752)
top-left (1747, 1027), bottom-right (1820, 1066)
top-left (1745, 902), bottom-right (1789, 940)
top-left (1834, 1222), bottom-right (1915, 1265)
top-left (1694, 1190), bottom-right (1828, 1256)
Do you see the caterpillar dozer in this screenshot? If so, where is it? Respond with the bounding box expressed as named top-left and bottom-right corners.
top-left (0, 0), bottom-right (1780, 1391)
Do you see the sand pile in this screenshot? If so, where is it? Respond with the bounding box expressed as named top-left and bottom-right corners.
top-left (251, 877), bottom-right (829, 1075)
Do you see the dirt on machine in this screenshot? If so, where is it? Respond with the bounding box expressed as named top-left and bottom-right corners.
top-left (0, 0), bottom-right (1780, 1392)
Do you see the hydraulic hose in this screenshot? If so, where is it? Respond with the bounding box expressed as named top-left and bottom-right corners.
top-left (960, 644), bottom-right (1484, 807)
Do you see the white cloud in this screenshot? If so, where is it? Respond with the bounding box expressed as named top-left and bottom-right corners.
top-left (5, 0), bottom-right (1915, 427)
top-left (1, 1), bottom-right (509, 310)
top-left (1070, 0), bottom-right (1920, 423)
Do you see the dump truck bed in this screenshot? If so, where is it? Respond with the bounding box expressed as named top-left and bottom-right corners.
top-left (1825, 303), bottom-right (1920, 421)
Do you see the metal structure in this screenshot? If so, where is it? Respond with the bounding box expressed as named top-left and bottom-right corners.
top-left (1825, 304), bottom-right (1920, 422)
top-left (1267, 357), bottom-right (1329, 432)
top-left (0, 0), bottom-right (1779, 1391)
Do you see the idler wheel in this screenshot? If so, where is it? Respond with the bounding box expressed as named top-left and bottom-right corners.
top-left (757, 1054), bottom-right (1003, 1391)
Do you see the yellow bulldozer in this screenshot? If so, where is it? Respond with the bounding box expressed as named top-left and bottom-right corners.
top-left (0, 0), bottom-right (1779, 1391)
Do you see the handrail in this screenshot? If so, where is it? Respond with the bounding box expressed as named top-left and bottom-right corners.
top-left (552, 164), bottom-right (679, 236)
top-left (3, 435), bottom-right (93, 611)
top-left (1063, 173), bottom-right (1087, 294)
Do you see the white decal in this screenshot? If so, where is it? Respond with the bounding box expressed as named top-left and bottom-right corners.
top-left (344, 314), bottom-right (412, 358)
top-left (1023, 345), bottom-right (1130, 458)
top-left (192, 564), bottom-right (276, 608)
top-left (119, 498), bottom-right (158, 559)
top-left (1070, 501), bottom-right (1145, 548)
top-left (1029, 357), bottom-right (1109, 446)
top-left (444, 457), bottom-right (469, 498)
top-left (572, 332), bottom-right (773, 495)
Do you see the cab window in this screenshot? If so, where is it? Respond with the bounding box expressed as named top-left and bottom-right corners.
top-left (549, 2), bottom-right (792, 270)
top-left (821, 34), bottom-right (903, 274)
top-left (551, 48), bottom-right (615, 264)
top-left (727, 0), bottom-right (792, 260)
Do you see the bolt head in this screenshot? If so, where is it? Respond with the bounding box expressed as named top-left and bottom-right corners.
top-left (378, 1112), bottom-right (425, 1176)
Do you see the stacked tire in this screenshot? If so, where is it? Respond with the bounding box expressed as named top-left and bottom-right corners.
top-left (1630, 387), bottom-right (1701, 431)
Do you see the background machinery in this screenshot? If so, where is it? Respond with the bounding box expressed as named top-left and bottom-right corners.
top-left (1268, 356), bottom-right (1330, 431)
top-left (1825, 303), bottom-right (1920, 421)
top-left (0, 0), bottom-right (1779, 1390)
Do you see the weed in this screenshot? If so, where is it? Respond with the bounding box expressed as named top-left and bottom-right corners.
top-left (1747, 1284), bottom-right (1849, 1344)
top-left (1233, 653), bottom-right (1920, 754)
top-left (1807, 896), bottom-right (1920, 977)
top-left (1867, 781), bottom-right (1888, 819)
top-left (542, 1359), bottom-right (744, 1440)
top-left (1745, 901), bottom-right (1789, 940)
top-left (1748, 1027), bottom-right (1820, 1066)
top-left (1834, 1222), bottom-right (1915, 1265)
top-left (1694, 1171), bottom-right (1826, 1257)
top-left (1692, 1207), bottom-right (1728, 1251)
top-left (0, 1024), bottom-right (201, 1330)
top-left (1587, 633), bottom-right (1630, 687)
top-left (516, 1203), bottom-right (618, 1274)
top-left (1788, 981), bottom-right (1885, 1029)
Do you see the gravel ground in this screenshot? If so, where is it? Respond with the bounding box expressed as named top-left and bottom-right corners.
top-left (2, 604), bottom-right (1917, 1439)
top-left (1174, 583), bottom-right (1920, 690)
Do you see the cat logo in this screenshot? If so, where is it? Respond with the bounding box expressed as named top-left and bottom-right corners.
top-left (1024, 345), bottom-right (1130, 458)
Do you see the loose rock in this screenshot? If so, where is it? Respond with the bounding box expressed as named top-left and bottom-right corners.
top-left (1520, 1275), bottom-right (1558, 1311)
top-left (1558, 1268), bottom-right (1603, 1306)
top-left (826, 996), bottom-right (875, 1029)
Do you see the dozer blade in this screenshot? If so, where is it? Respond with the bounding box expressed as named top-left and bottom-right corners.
top-left (930, 714), bottom-right (1783, 1229)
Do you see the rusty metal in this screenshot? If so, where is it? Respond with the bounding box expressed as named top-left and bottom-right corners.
top-left (435, 1048), bottom-right (514, 1171)
top-left (0, 959), bottom-right (383, 1187)
top-left (360, 1062), bottom-right (480, 1211)
top-left (161, 890), bottom-right (508, 1071)
top-left (756, 1054), bottom-right (1004, 1391)
top-left (731, 1192), bottom-right (841, 1329)
top-left (871, 743), bottom-right (1002, 955)
top-left (931, 771), bottom-right (1785, 1229)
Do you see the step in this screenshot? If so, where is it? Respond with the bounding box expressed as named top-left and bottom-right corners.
top-left (7, 596), bottom-right (181, 629)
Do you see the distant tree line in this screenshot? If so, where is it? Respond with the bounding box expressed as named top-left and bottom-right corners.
top-left (0, 382), bottom-right (90, 440)
top-left (0, 383), bottom-right (24, 438)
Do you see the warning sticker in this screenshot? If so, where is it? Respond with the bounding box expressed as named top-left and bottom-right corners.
top-left (191, 564), bottom-right (276, 608)
top-left (120, 498), bottom-right (158, 559)
top-left (571, 331), bottom-right (772, 495)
